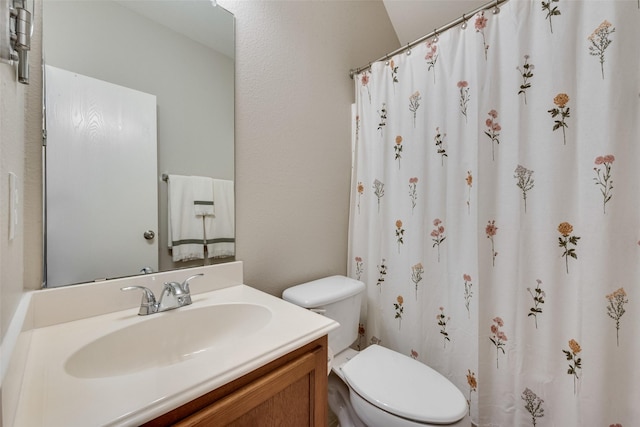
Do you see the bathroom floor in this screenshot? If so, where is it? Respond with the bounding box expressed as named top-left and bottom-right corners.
top-left (327, 407), bottom-right (477, 427)
top-left (328, 406), bottom-right (339, 427)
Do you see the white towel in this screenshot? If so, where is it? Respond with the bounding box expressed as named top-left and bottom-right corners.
top-left (194, 199), bottom-right (215, 217)
top-left (167, 175), bottom-right (214, 262)
top-left (193, 176), bottom-right (215, 217)
top-left (206, 179), bottom-right (235, 258)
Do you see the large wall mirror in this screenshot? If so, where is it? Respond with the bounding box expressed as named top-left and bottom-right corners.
top-left (43, 0), bottom-right (235, 288)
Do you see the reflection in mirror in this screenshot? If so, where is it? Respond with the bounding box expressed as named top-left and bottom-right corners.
top-left (43, 1), bottom-right (235, 288)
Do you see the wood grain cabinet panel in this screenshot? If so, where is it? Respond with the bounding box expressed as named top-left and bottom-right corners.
top-left (144, 336), bottom-right (328, 427)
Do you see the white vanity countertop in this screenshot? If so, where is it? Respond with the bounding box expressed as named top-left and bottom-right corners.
top-left (13, 284), bottom-right (338, 426)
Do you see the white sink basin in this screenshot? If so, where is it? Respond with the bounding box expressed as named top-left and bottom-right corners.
top-left (65, 303), bottom-right (272, 378)
top-left (15, 280), bottom-right (340, 427)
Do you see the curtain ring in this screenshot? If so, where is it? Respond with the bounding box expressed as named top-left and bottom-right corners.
top-left (493, 0), bottom-right (500, 14)
top-left (433, 29), bottom-right (439, 43)
top-left (385, 55), bottom-right (390, 66)
top-left (461, 14), bottom-right (468, 30)
top-left (406, 43), bottom-right (411, 56)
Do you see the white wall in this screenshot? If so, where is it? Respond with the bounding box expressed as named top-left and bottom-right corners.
top-left (220, 0), bottom-right (400, 296)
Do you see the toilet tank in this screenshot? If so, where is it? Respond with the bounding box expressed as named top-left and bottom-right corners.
top-left (282, 276), bottom-right (365, 354)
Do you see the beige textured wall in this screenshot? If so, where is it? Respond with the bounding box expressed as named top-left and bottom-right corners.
top-left (22, 4), bottom-right (43, 294)
top-left (0, 2), bottom-right (42, 340)
top-left (0, 0), bottom-right (399, 342)
top-left (0, 66), bottom-right (26, 340)
top-left (220, 0), bottom-right (399, 296)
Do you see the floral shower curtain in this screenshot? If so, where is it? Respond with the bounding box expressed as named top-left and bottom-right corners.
top-left (348, 0), bottom-right (640, 425)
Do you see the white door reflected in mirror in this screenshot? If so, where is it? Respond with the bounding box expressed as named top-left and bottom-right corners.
top-left (45, 65), bottom-right (158, 287)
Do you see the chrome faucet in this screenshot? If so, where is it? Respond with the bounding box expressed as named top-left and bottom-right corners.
top-left (121, 273), bottom-right (204, 315)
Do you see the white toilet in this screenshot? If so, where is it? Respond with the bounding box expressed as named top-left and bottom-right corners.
top-left (283, 275), bottom-right (469, 427)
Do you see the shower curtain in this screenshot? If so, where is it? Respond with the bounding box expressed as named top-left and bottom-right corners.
top-left (348, 0), bottom-right (640, 425)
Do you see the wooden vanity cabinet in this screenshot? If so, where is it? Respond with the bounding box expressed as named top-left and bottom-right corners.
top-left (143, 336), bottom-right (328, 427)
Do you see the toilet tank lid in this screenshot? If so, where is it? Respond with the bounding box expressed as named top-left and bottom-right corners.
top-left (282, 276), bottom-right (365, 308)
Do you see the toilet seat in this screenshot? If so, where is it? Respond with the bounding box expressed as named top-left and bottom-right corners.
top-left (341, 345), bottom-right (467, 424)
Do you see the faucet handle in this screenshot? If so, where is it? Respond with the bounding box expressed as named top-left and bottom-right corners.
top-left (121, 286), bottom-right (157, 315)
top-left (163, 281), bottom-right (185, 295)
top-left (181, 273), bottom-right (204, 293)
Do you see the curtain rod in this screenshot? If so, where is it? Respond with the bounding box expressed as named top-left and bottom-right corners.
top-left (349, 0), bottom-right (510, 79)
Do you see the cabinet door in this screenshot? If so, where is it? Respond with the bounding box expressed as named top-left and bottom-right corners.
top-left (176, 347), bottom-right (327, 427)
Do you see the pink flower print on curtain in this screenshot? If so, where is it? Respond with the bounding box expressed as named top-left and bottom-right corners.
top-left (410, 349), bottom-right (419, 359)
top-left (425, 38), bottom-right (438, 83)
top-left (475, 11), bottom-right (489, 60)
top-left (557, 222), bottom-right (580, 274)
top-left (522, 388), bottom-right (545, 426)
top-left (437, 307), bottom-right (451, 348)
top-left (360, 72), bottom-right (371, 104)
top-left (484, 109), bottom-right (501, 161)
top-left (463, 274), bottom-right (473, 319)
top-left (409, 91), bottom-right (421, 127)
top-left (411, 262), bottom-right (424, 300)
top-left (588, 20), bottom-right (615, 79)
top-left (356, 181), bottom-right (364, 214)
top-left (466, 369), bottom-right (477, 416)
top-left (486, 220), bottom-right (498, 266)
top-left (394, 135), bottom-right (403, 169)
top-left (431, 218), bottom-right (446, 262)
top-left (562, 339), bottom-right (582, 395)
top-left (354, 256), bottom-right (364, 280)
top-left (549, 93), bottom-right (570, 145)
top-left (408, 177), bottom-right (418, 214)
top-left (457, 81), bottom-right (470, 122)
top-left (490, 317), bottom-right (507, 368)
top-left (517, 55), bottom-right (534, 104)
top-left (527, 279), bottom-right (545, 329)
top-left (593, 155), bottom-right (615, 214)
top-left (606, 288), bottom-right (628, 347)
top-left (434, 127), bottom-right (448, 166)
top-left (541, 0), bottom-right (561, 33)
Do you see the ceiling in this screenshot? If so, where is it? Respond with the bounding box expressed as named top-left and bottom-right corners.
top-left (116, 0), bottom-right (492, 62)
top-left (382, 0), bottom-right (489, 45)
top-left (116, 0), bottom-right (235, 58)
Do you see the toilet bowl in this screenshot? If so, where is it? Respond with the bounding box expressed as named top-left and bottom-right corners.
top-left (328, 372), bottom-right (367, 427)
top-left (282, 276), bottom-right (469, 427)
top-left (337, 345), bottom-right (468, 427)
